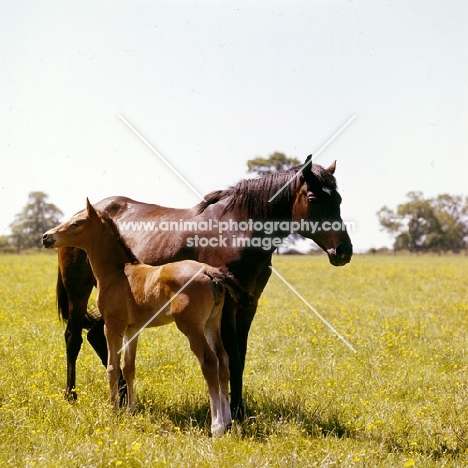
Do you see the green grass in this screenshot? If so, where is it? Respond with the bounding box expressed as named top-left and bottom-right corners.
top-left (0, 253), bottom-right (468, 466)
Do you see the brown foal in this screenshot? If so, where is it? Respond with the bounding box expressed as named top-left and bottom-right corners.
top-left (43, 199), bottom-right (237, 436)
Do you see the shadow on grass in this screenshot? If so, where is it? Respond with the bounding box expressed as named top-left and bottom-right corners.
top-left (133, 393), bottom-right (213, 434)
top-left (132, 390), bottom-right (355, 441)
top-left (127, 391), bottom-right (468, 462)
top-left (240, 392), bottom-right (355, 441)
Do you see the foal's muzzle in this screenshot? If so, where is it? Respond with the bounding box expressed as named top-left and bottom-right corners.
top-left (42, 233), bottom-right (56, 248)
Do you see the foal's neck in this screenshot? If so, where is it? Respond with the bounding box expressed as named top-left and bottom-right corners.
top-left (85, 225), bottom-right (135, 286)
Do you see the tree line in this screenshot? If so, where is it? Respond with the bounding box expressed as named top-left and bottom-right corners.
top-left (1, 192), bottom-right (63, 253)
top-left (378, 191), bottom-right (468, 253)
top-left (3, 155), bottom-right (467, 254)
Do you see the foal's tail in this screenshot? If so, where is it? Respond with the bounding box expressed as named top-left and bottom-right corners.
top-left (204, 266), bottom-right (254, 308)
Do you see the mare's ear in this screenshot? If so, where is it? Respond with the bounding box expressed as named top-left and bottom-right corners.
top-left (299, 154), bottom-right (313, 183)
top-left (86, 198), bottom-right (99, 219)
top-left (326, 160), bottom-right (336, 175)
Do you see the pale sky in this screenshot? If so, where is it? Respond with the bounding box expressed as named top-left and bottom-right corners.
top-left (1, 0), bottom-right (467, 251)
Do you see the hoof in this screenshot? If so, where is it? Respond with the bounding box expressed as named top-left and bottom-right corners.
top-left (65, 389), bottom-right (78, 402)
top-left (118, 383), bottom-right (128, 407)
top-left (230, 403), bottom-right (245, 422)
top-left (211, 424), bottom-right (227, 438)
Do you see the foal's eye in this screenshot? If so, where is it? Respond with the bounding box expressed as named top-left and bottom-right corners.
top-left (71, 223), bottom-right (79, 228)
top-left (307, 193), bottom-right (317, 202)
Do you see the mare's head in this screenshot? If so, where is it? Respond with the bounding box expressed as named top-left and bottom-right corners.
top-left (42, 198), bottom-right (103, 250)
top-left (292, 156), bottom-right (352, 266)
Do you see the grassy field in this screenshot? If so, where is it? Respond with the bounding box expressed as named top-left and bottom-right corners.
top-left (0, 252), bottom-right (468, 467)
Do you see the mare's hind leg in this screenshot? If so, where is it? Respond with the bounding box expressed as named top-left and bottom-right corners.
top-left (64, 320), bottom-right (83, 401)
top-left (59, 247), bottom-right (94, 401)
top-left (87, 319), bottom-right (127, 406)
top-left (64, 292), bottom-right (94, 401)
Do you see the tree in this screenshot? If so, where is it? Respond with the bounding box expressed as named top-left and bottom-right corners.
top-left (376, 205), bottom-right (402, 251)
top-left (378, 192), bottom-right (468, 253)
top-left (433, 194), bottom-right (468, 252)
top-left (247, 152), bottom-right (300, 176)
top-left (0, 235), bottom-right (12, 250)
top-left (10, 191), bottom-right (63, 251)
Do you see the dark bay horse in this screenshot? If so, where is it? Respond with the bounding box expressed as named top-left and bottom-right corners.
top-left (55, 157), bottom-right (353, 417)
top-left (44, 199), bottom-right (245, 436)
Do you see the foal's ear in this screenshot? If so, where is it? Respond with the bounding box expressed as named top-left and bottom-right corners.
top-left (326, 160), bottom-right (336, 175)
top-left (86, 198), bottom-right (99, 219)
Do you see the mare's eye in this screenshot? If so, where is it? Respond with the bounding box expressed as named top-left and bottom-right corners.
top-left (307, 193), bottom-right (317, 202)
top-left (71, 223), bottom-right (79, 228)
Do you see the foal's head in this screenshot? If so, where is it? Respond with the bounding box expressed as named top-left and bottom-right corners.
top-left (43, 198), bottom-right (106, 250)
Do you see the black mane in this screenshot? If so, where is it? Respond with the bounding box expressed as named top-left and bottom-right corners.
top-left (99, 210), bottom-right (139, 264)
top-left (310, 163), bottom-right (337, 191)
top-left (196, 163), bottom-right (337, 218)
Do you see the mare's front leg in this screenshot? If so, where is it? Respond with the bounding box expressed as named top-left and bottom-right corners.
top-left (226, 262), bottom-right (272, 419)
top-left (104, 324), bottom-right (123, 411)
top-left (237, 262), bottom-right (272, 370)
top-left (220, 297), bottom-right (243, 420)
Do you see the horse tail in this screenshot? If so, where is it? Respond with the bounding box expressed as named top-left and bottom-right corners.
top-left (204, 266), bottom-right (253, 307)
top-left (56, 266), bottom-right (70, 322)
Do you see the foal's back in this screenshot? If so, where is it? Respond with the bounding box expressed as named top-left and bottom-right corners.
top-left (122, 260), bottom-right (225, 329)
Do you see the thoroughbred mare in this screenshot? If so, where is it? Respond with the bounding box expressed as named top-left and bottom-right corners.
top-left (43, 199), bottom-right (246, 436)
top-left (54, 156), bottom-right (353, 417)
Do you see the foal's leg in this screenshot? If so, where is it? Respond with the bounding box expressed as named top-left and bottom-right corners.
top-left (104, 324), bottom-right (123, 411)
top-left (121, 330), bottom-right (139, 414)
top-left (177, 318), bottom-right (225, 437)
top-left (205, 304), bottom-right (231, 429)
top-left (87, 319), bottom-right (127, 406)
top-left (190, 333), bottom-right (225, 437)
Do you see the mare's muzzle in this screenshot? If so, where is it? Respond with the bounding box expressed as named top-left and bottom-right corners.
top-left (327, 242), bottom-right (353, 266)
